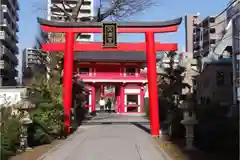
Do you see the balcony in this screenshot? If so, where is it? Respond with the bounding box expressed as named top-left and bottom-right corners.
top-left (0, 61), bottom-right (18, 77)
top-left (2, 5), bottom-right (15, 24)
top-left (15, 34), bottom-right (19, 43)
top-left (77, 71), bottom-right (147, 83)
top-left (0, 19), bottom-right (13, 35)
top-left (0, 60), bottom-right (11, 71)
top-left (193, 43), bottom-right (200, 50)
top-left (16, 11), bottom-right (19, 21)
top-left (0, 31), bottom-right (10, 41)
top-left (1, 45), bottom-right (18, 65)
top-left (0, 31), bottom-right (18, 51)
top-left (16, 0), bottom-right (20, 10)
top-left (0, 60), bottom-right (4, 69)
top-left (1, 19), bottom-right (19, 42)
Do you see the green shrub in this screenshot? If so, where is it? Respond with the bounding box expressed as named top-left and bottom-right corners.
top-left (0, 118), bottom-right (21, 160)
top-left (31, 102), bottom-right (64, 136)
top-left (27, 102), bottom-right (64, 147)
top-left (27, 119), bottom-right (52, 147)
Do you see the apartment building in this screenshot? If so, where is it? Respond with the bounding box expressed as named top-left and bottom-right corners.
top-left (185, 14), bottom-right (201, 53)
top-left (47, 0), bottom-right (95, 42)
top-left (22, 48), bottom-right (42, 69)
top-left (185, 14), bottom-right (226, 58)
top-left (196, 59), bottom-right (233, 106)
top-left (0, 0), bottom-right (19, 86)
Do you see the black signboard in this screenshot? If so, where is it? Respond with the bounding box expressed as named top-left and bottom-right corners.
top-left (102, 23), bottom-right (117, 48)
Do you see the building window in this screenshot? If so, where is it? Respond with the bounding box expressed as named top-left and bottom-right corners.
top-left (209, 17), bottom-right (215, 23)
top-left (210, 39), bottom-right (216, 44)
top-left (79, 68), bottom-right (90, 74)
top-left (216, 71), bottom-right (224, 86)
top-left (209, 28), bottom-right (216, 34)
top-left (126, 67), bottom-right (136, 75)
top-left (127, 95), bottom-right (139, 105)
top-left (79, 34), bottom-right (91, 39)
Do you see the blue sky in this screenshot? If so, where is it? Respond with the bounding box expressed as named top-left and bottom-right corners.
top-left (18, 0), bottom-right (229, 82)
top-left (19, 0), bottom-right (229, 52)
top-left (19, 0), bottom-right (229, 56)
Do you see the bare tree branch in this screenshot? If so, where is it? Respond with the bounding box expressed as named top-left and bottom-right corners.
top-left (52, 3), bottom-right (73, 21)
top-left (41, 0), bottom-right (154, 22)
top-left (71, 0), bottom-right (84, 22)
top-left (62, 0), bottom-right (74, 9)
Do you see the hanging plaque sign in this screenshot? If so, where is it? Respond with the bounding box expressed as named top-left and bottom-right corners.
top-left (102, 22), bottom-right (117, 48)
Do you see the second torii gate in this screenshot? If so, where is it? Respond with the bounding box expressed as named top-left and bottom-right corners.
top-left (37, 17), bottom-right (182, 136)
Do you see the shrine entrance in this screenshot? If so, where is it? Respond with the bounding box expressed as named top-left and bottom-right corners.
top-left (37, 17), bottom-right (182, 136)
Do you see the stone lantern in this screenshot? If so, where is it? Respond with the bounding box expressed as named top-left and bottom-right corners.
top-left (179, 93), bottom-right (198, 150)
top-left (15, 93), bottom-right (36, 152)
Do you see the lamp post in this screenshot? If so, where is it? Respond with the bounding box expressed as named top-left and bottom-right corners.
top-left (16, 94), bottom-right (35, 152)
top-left (180, 93), bottom-right (198, 150)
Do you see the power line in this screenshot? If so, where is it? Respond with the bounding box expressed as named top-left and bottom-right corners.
top-left (208, 11), bottom-right (239, 28)
top-left (194, 1), bottom-right (238, 62)
top-left (215, 0), bottom-right (238, 18)
top-left (196, 0), bottom-right (238, 30)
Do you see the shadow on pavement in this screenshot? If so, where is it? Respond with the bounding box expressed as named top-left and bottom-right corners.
top-left (131, 122), bottom-right (151, 134)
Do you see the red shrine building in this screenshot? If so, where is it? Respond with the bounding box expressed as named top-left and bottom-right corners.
top-left (74, 51), bottom-right (153, 114)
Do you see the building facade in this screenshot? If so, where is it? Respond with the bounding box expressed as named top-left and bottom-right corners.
top-left (196, 59), bottom-right (233, 106)
top-left (47, 0), bottom-right (95, 42)
top-left (185, 14), bottom-right (226, 57)
top-left (229, 0), bottom-right (240, 104)
top-left (22, 48), bottom-right (41, 69)
top-left (0, 0), bottom-right (19, 86)
top-left (185, 14), bottom-right (201, 53)
top-left (74, 51), bottom-right (147, 113)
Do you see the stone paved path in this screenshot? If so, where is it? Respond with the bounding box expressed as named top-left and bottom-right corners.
top-left (84, 113), bottom-right (149, 124)
top-left (38, 124), bottom-right (169, 160)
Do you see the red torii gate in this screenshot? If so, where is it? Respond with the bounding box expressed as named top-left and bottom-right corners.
top-left (37, 17), bottom-right (182, 136)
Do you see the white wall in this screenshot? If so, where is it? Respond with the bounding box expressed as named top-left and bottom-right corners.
top-left (0, 87), bottom-right (27, 106)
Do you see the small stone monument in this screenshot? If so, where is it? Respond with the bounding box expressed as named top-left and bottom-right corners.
top-left (180, 93), bottom-right (198, 150)
top-left (15, 93), bottom-right (36, 152)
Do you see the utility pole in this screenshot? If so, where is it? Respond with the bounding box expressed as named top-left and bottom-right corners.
top-left (232, 2), bottom-right (240, 105)
top-left (0, 0), bottom-right (3, 86)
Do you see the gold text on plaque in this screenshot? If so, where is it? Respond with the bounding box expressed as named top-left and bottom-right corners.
top-left (102, 23), bottom-right (117, 48)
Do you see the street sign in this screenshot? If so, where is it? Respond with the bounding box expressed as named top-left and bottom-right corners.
top-left (102, 22), bottom-right (117, 48)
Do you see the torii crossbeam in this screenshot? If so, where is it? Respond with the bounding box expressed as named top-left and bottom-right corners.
top-left (37, 17), bottom-right (182, 137)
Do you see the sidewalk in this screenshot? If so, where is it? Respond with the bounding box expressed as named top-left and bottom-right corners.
top-left (37, 124), bottom-right (169, 160)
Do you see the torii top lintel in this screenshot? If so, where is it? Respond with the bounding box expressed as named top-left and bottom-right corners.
top-left (37, 17), bottom-right (182, 33)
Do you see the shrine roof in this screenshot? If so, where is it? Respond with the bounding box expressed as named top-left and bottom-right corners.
top-left (74, 51), bottom-right (157, 62)
top-left (37, 17), bottom-right (182, 28)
